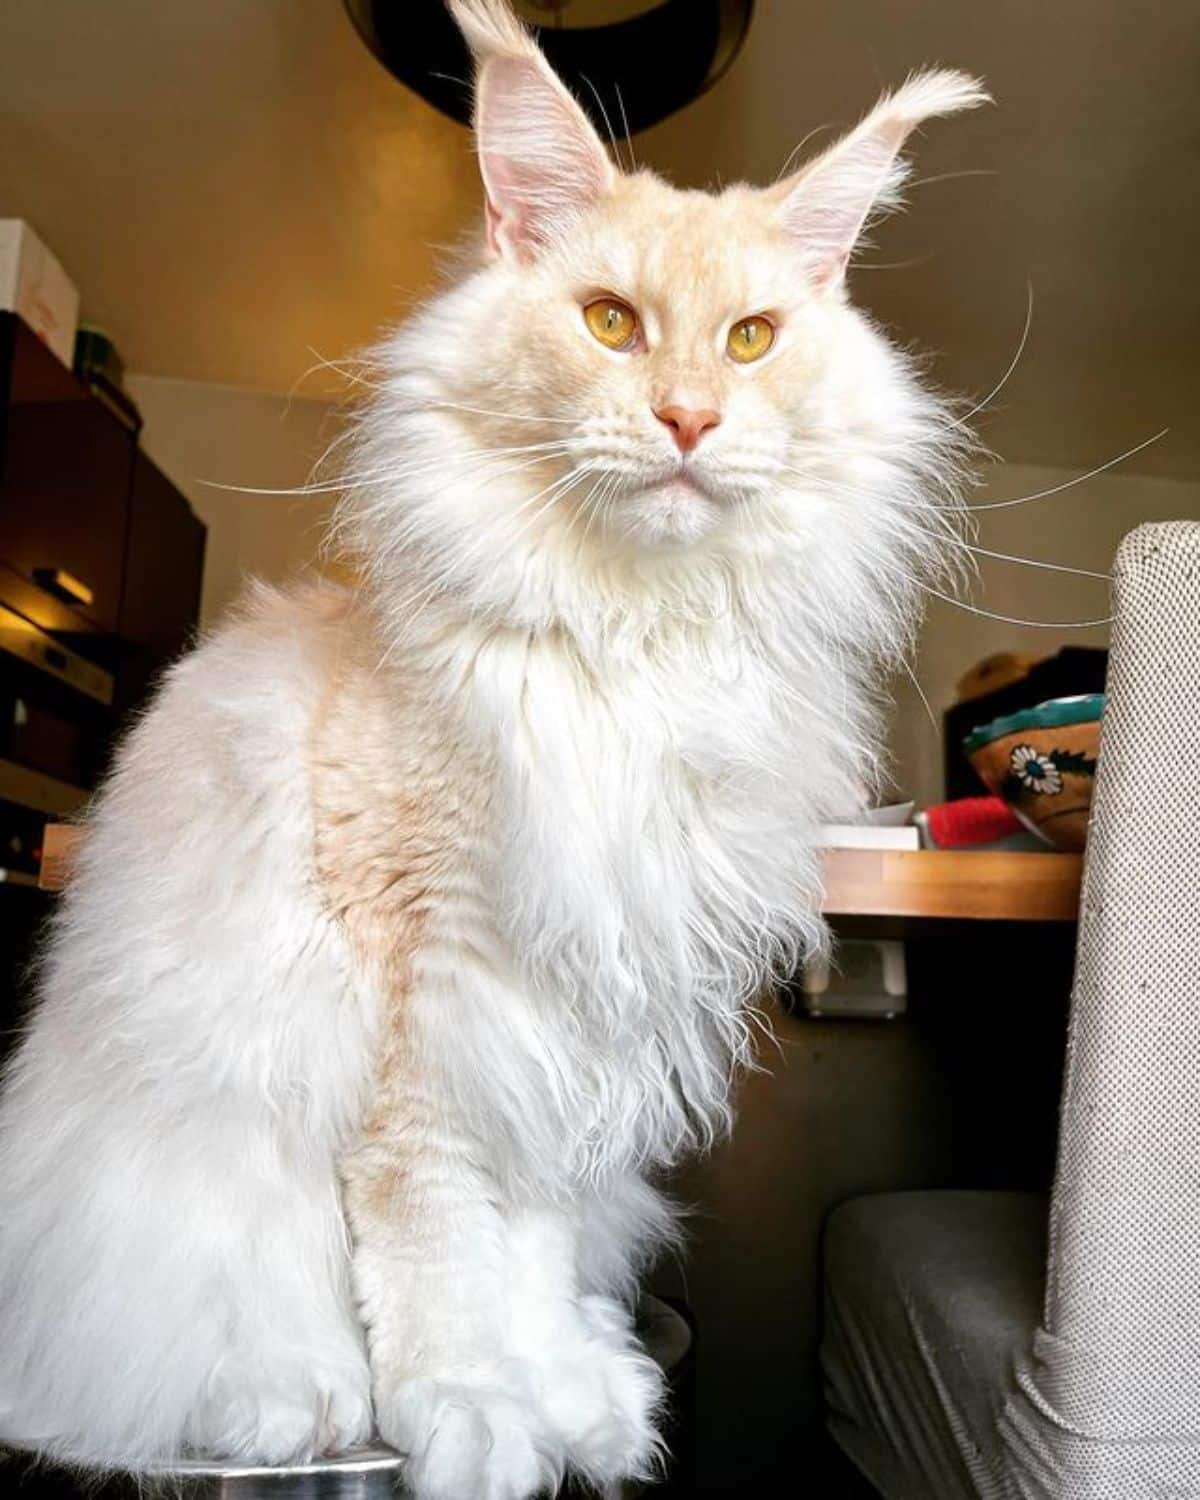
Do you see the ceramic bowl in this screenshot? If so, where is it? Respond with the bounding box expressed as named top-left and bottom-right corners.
top-left (963, 693), bottom-right (1105, 851)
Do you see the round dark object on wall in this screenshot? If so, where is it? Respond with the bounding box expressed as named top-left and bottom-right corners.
top-left (343, 0), bottom-right (755, 136)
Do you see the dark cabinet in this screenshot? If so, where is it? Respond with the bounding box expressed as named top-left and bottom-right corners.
top-left (0, 311), bottom-right (206, 1053)
top-left (0, 310), bottom-right (206, 728)
top-left (117, 452), bottom-right (206, 711)
top-left (0, 316), bottom-right (136, 639)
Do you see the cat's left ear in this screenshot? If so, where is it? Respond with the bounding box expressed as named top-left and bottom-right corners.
top-left (776, 69), bottom-right (989, 291)
top-left (449, 0), bottom-right (616, 262)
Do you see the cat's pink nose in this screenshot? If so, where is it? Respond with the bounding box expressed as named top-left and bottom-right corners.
top-left (653, 404), bottom-right (722, 454)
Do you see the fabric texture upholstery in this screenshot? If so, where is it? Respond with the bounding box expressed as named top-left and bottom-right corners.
top-left (823, 522), bottom-right (1200, 1499)
top-left (1002, 525), bottom-right (1200, 1495)
top-left (823, 1192), bottom-right (1046, 1499)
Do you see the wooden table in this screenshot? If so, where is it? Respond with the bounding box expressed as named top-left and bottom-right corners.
top-left (38, 826), bottom-right (1084, 924)
top-left (820, 848), bottom-right (1082, 923)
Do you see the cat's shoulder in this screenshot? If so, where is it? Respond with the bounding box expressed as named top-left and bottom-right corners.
top-left (217, 572), bottom-right (358, 649)
top-left (137, 574), bottom-right (369, 762)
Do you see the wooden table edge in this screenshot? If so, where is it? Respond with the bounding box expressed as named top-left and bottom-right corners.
top-left (37, 825), bottom-right (1084, 922)
top-left (820, 847), bottom-right (1082, 922)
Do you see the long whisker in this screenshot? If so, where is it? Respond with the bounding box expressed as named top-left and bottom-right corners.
top-left (293, 348), bottom-right (387, 397)
top-left (613, 84), bottom-right (636, 168)
top-left (774, 123), bottom-right (834, 183)
top-left (579, 472), bottom-right (622, 555)
top-left (947, 538), bottom-right (1107, 580)
top-left (900, 657), bottom-right (940, 735)
top-left (575, 472), bottom-right (612, 553)
top-left (508, 466), bottom-right (595, 550)
top-left (578, 74), bottom-right (631, 174)
top-left (908, 168), bottom-right (999, 190)
top-left (944, 280), bottom-right (1034, 432)
top-left (969, 430), bottom-right (1169, 510)
top-left (196, 441), bottom-right (574, 499)
top-left (782, 423), bottom-right (1167, 532)
top-left (421, 400), bottom-right (577, 426)
top-left (564, 470), bottom-right (610, 555)
top-left (918, 582), bottom-right (1111, 630)
top-left (786, 462), bottom-right (1110, 583)
top-left (853, 253), bottom-right (936, 273)
top-left (901, 523), bottom-right (1110, 581)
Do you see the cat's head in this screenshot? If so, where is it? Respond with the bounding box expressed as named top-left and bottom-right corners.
top-left (347, 0), bottom-right (984, 640)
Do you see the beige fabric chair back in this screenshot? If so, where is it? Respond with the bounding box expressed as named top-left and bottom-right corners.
top-left (1002, 521), bottom-right (1200, 1496)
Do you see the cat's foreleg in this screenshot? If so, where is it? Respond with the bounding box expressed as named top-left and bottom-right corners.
top-left (343, 1089), bottom-right (562, 1500)
top-left (506, 1203), bottom-right (665, 1488)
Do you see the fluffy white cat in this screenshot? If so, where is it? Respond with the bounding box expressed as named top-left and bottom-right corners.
top-left (0, 2), bottom-right (982, 1496)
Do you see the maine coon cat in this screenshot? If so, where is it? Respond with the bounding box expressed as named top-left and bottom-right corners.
top-left (0, 2), bottom-right (984, 1495)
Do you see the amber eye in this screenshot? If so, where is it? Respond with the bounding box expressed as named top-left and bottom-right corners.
top-left (727, 315), bottom-right (775, 364)
top-left (583, 298), bottom-right (639, 351)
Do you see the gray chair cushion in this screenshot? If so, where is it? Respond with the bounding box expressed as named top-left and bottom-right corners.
top-left (822, 1191), bottom-right (1047, 1500)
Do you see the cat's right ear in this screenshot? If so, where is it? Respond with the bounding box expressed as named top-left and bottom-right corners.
top-left (449, 0), bottom-right (616, 262)
top-left (774, 69), bottom-right (989, 292)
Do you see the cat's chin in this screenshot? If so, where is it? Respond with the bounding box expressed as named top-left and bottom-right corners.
top-left (608, 477), bottom-right (726, 551)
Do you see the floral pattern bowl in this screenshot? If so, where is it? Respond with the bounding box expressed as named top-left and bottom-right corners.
top-left (963, 693), bottom-right (1105, 851)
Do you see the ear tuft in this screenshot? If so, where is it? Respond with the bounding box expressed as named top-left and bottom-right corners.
top-left (779, 68), bottom-right (990, 290)
top-left (447, 0), bottom-right (616, 261)
top-left (882, 68), bottom-right (991, 127)
top-left (446, 0), bottom-right (537, 62)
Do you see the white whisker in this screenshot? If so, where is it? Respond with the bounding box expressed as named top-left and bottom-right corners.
top-left (295, 347), bottom-right (387, 396)
top-left (970, 430), bottom-right (1169, 510)
top-left (197, 441), bottom-right (573, 499)
top-left (578, 74), bottom-right (630, 173)
top-left (613, 84), bottom-right (636, 168)
top-left (905, 525), bottom-right (1110, 581)
top-left (774, 122), bottom-right (833, 183)
top-left (422, 400), bottom-right (576, 426)
top-left (900, 657), bottom-right (939, 736)
top-left (908, 168), bottom-right (999, 189)
top-left (853, 253), bottom-right (936, 273)
top-left (918, 583), bottom-right (1111, 630)
top-left (944, 280), bottom-right (1033, 432)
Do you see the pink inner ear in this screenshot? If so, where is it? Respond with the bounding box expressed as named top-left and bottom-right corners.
top-left (778, 71), bottom-right (988, 289)
top-left (782, 125), bottom-right (911, 290)
top-left (484, 195), bottom-right (506, 259)
top-left (474, 53), bottom-right (614, 261)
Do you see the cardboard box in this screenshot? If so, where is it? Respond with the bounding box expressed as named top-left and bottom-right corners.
top-left (0, 219), bottom-right (80, 368)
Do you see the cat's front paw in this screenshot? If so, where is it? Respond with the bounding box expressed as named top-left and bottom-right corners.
top-left (378, 1375), bottom-right (560, 1500)
top-left (532, 1300), bottom-right (666, 1486)
top-left (187, 1363), bottom-right (372, 1463)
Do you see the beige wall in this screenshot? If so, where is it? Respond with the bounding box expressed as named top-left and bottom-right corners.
top-left (127, 374), bottom-right (1200, 807)
top-left (126, 375), bottom-right (342, 625)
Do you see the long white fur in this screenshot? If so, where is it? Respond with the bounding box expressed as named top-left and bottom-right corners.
top-left (0, 601), bottom-right (375, 1465)
top-left (0, 2), bottom-right (981, 1494)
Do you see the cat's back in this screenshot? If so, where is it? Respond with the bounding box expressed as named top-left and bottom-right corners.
top-left (152, 572), bottom-right (357, 770)
top-left (97, 572), bottom-right (357, 844)
top-left (11, 574), bottom-right (375, 1096)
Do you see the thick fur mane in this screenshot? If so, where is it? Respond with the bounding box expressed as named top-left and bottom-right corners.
top-left (326, 299), bottom-right (970, 1177)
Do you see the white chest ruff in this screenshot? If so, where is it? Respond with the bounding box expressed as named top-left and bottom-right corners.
top-left (454, 628), bottom-right (829, 1177)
